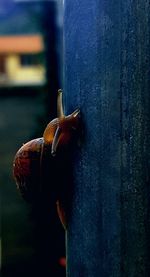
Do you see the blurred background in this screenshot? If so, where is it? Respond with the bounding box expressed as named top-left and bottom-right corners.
top-left (0, 0), bottom-right (66, 276)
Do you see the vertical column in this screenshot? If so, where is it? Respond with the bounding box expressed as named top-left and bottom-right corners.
top-left (64, 0), bottom-right (150, 276)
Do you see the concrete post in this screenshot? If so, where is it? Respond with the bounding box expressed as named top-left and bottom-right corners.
top-left (64, 0), bottom-right (150, 276)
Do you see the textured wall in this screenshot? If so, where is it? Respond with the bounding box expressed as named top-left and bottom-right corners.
top-left (64, 0), bottom-right (150, 276)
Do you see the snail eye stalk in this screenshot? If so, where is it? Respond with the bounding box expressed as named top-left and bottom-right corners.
top-left (57, 89), bottom-right (64, 118)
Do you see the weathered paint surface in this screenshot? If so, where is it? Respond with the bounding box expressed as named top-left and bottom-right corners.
top-left (64, 0), bottom-right (150, 276)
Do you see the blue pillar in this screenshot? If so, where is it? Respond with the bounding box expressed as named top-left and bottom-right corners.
top-left (64, 0), bottom-right (150, 276)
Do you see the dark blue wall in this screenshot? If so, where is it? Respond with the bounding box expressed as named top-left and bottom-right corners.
top-left (64, 0), bottom-right (150, 276)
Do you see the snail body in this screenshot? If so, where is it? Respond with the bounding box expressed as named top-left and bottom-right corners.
top-left (44, 108), bottom-right (80, 156)
top-left (13, 90), bottom-right (80, 220)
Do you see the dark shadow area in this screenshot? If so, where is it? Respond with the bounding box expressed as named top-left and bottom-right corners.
top-left (0, 89), bottom-right (66, 277)
top-left (0, 1), bottom-right (66, 277)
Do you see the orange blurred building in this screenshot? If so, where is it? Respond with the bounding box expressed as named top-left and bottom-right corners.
top-left (0, 35), bottom-right (46, 86)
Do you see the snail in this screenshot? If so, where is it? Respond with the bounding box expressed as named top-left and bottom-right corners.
top-left (13, 89), bottom-right (80, 228)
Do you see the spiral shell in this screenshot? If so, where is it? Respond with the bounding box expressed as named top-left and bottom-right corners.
top-left (13, 137), bottom-right (44, 202)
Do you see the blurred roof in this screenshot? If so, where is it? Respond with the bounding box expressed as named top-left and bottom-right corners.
top-left (0, 35), bottom-right (44, 53)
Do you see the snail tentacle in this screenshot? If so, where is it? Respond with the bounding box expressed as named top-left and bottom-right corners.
top-left (57, 89), bottom-right (64, 118)
top-left (51, 126), bottom-right (62, 156)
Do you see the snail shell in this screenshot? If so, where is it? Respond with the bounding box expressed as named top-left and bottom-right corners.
top-left (13, 138), bottom-right (45, 202)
